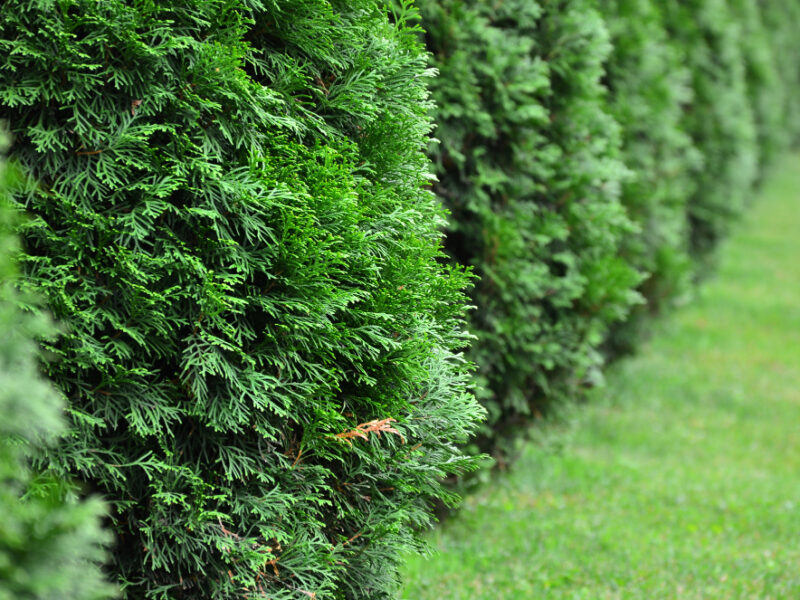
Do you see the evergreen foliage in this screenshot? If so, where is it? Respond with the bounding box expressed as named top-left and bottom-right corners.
top-left (758, 0), bottom-right (800, 144)
top-left (660, 0), bottom-right (758, 260)
top-left (419, 0), bottom-right (640, 457)
top-left (0, 132), bottom-right (113, 600)
top-left (728, 0), bottom-right (786, 177)
top-left (599, 0), bottom-right (701, 353)
top-left (0, 2), bottom-right (481, 598)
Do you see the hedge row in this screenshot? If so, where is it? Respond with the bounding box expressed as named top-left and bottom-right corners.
top-left (419, 0), bottom-right (640, 458)
top-left (421, 0), bottom-right (800, 459)
top-left (1, 0), bottom-right (799, 598)
top-left (661, 1), bottom-right (758, 260)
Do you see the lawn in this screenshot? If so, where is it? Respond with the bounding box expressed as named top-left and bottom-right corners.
top-left (400, 156), bottom-right (800, 599)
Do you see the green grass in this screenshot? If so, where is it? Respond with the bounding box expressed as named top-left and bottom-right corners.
top-left (400, 156), bottom-right (800, 599)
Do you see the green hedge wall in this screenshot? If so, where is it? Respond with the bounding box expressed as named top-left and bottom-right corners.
top-left (420, 0), bottom-right (800, 461)
top-left (0, 134), bottom-right (113, 600)
top-left (600, 0), bottom-right (700, 353)
top-left (0, 2), bottom-right (481, 598)
top-left (756, 0), bottom-right (800, 148)
top-left (729, 0), bottom-right (787, 177)
top-left (419, 0), bottom-right (640, 457)
top-left (661, 0), bottom-right (759, 261)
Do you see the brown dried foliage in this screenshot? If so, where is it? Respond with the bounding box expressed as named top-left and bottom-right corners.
top-left (334, 418), bottom-right (406, 444)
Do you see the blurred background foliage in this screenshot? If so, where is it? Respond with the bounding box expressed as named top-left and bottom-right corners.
top-left (419, 0), bottom-right (799, 469)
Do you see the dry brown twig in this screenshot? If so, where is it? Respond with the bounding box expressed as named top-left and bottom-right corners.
top-left (334, 418), bottom-right (405, 444)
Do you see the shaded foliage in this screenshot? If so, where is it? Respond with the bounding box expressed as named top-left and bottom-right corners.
top-left (661, 0), bottom-right (758, 261)
top-left (600, 0), bottom-right (701, 353)
top-left (757, 0), bottom-right (800, 147)
top-left (729, 0), bottom-right (786, 176)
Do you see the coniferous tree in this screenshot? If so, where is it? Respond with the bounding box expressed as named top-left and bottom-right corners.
top-left (419, 0), bottom-right (640, 458)
top-left (758, 0), bottom-right (800, 145)
top-left (0, 131), bottom-right (114, 600)
top-left (0, 2), bottom-right (481, 598)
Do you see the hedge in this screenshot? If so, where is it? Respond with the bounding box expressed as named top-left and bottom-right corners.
top-left (0, 132), bottom-right (113, 600)
top-left (0, 2), bottom-right (481, 598)
top-left (419, 0), bottom-right (640, 458)
top-left (756, 0), bottom-right (800, 148)
top-left (420, 0), bottom-right (800, 461)
top-left (728, 0), bottom-right (787, 178)
top-left (660, 0), bottom-right (758, 261)
top-left (599, 0), bottom-right (700, 353)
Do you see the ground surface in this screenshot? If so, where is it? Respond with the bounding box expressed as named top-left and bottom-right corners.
top-left (400, 157), bottom-right (800, 599)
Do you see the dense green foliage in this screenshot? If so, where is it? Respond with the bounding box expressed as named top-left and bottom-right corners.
top-left (419, 0), bottom-right (800, 463)
top-left (600, 0), bottom-right (700, 352)
top-left (661, 0), bottom-right (758, 260)
top-left (401, 155), bottom-right (800, 599)
top-left (0, 2), bottom-right (481, 598)
top-left (729, 0), bottom-right (786, 176)
top-left (604, 0), bottom-right (800, 347)
top-left (0, 135), bottom-right (113, 600)
top-left (419, 0), bottom-right (640, 457)
top-left (2, 0), bottom-right (800, 596)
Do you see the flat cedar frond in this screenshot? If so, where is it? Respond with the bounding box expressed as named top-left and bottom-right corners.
top-left (418, 0), bottom-right (639, 460)
top-left (3, 0), bottom-right (792, 597)
top-left (334, 417), bottom-right (406, 444)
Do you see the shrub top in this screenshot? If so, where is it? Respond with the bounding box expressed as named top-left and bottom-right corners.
top-left (0, 130), bottom-right (113, 600)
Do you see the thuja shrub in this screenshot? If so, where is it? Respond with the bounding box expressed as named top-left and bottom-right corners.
top-left (0, 2), bottom-right (481, 598)
top-left (419, 0), bottom-right (640, 457)
top-left (661, 0), bottom-right (758, 261)
top-left (599, 0), bottom-right (701, 353)
top-left (0, 136), bottom-right (113, 600)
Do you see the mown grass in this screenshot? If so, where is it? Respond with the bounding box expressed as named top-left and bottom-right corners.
top-left (400, 156), bottom-right (800, 599)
